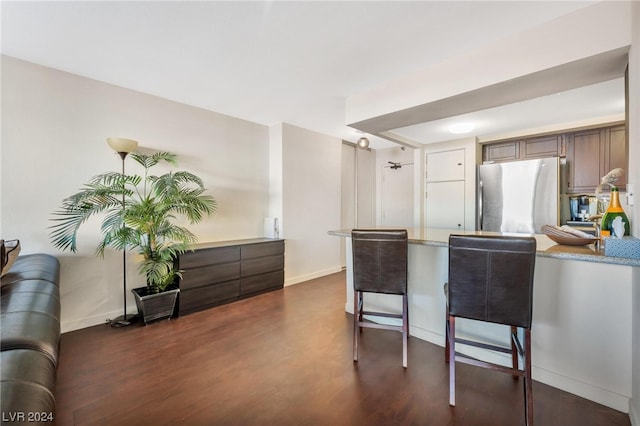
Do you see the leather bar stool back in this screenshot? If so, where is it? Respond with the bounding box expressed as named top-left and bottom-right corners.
top-left (352, 229), bottom-right (409, 368)
top-left (446, 234), bottom-right (536, 425)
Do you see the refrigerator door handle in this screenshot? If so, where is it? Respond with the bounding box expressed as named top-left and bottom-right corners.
top-left (478, 179), bottom-right (483, 230)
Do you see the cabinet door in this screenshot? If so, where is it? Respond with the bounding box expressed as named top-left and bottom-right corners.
top-left (522, 135), bottom-right (559, 159)
top-left (483, 141), bottom-right (519, 163)
top-left (604, 125), bottom-right (627, 188)
top-left (426, 181), bottom-right (465, 230)
top-left (567, 129), bottom-right (602, 193)
top-left (426, 149), bottom-right (465, 182)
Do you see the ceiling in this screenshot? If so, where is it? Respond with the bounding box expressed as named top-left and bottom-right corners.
top-left (390, 75), bottom-right (625, 145)
top-left (2, 1), bottom-right (621, 150)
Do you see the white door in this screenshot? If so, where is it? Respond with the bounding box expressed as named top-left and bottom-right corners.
top-left (426, 181), bottom-right (465, 230)
top-left (381, 163), bottom-right (414, 227)
top-left (426, 149), bottom-right (465, 182)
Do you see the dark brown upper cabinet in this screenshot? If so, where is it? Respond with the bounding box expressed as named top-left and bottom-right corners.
top-left (483, 135), bottom-right (562, 163)
top-left (566, 124), bottom-right (627, 193)
top-left (482, 123), bottom-right (627, 194)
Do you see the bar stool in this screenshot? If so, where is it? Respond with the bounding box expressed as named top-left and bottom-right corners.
top-left (351, 229), bottom-right (409, 368)
top-left (445, 234), bottom-right (536, 425)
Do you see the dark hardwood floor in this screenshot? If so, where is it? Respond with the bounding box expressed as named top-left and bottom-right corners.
top-left (56, 271), bottom-right (630, 426)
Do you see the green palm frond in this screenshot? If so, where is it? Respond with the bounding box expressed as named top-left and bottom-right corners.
top-left (139, 242), bottom-right (187, 291)
top-left (131, 151), bottom-right (177, 170)
top-left (49, 150), bottom-right (216, 292)
top-left (50, 174), bottom-right (127, 252)
top-left (149, 171), bottom-right (217, 222)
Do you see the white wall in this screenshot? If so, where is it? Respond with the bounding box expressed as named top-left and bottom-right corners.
top-left (355, 147), bottom-right (375, 227)
top-left (268, 124), bottom-right (284, 236)
top-left (1, 56), bottom-right (272, 332)
top-left (341, 143), bottom-right (356, 232)
top-left (340, 142), bottom-right (375, 267)
top-left (279, 123), bottom-right (342, 285)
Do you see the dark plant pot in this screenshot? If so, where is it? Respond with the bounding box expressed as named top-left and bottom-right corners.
top-left (131, 287), bottom-right (180, 325)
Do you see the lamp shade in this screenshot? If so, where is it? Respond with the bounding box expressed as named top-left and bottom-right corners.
top-left (357, 136), bottom-right (370, 149)
top-left (107, 137), bottom-right (139, 154)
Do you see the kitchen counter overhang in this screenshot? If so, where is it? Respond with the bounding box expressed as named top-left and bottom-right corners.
top-left (328, 227), bottom-right (640, 267)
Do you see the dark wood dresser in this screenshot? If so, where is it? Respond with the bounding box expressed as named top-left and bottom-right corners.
top-left (175, 238), bottom-right (284, 316)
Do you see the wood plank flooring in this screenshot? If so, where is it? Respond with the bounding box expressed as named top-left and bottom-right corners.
top-left (55, 271), bottom-right (630, 426)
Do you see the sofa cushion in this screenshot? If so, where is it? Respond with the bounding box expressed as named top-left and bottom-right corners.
top-left (1, 254), bottom-right (60, 286)
top-left (1, 349), bottom-right (57, 423)
top-left (0, 279), bottom-right (60, 300)
top-left (1, 281), bottom-right (61, 321)
top-left (0, 382), bottom-right (56, 423)
top-left (0, 348), bottom-right (56, 393)
top-left (0, 311), bottom-right (60, 365)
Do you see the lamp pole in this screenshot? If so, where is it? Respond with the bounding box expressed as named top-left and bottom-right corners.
top-left (107, 138), bottom-right (139, 328)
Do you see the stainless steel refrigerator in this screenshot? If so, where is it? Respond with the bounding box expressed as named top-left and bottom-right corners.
top-left (477, 157), bottom-right (559, 234)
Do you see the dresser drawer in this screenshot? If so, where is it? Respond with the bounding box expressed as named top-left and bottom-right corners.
top-left (241, 254), bottom-right (284, 277)
top-left (241, 271), bottom-right (284, 296)
top-left (179, 280), bottom-right (240, 313)
top-left (241, 241), bottom-right (284, 259)
top-left (180, 262), bottom-right (240, 290)
top-left (179, 246), bottom-right (240, 269)
top-left (176, 238), bottom-right (284, 316)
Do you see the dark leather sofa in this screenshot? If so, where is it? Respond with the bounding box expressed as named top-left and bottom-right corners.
top-left (1, 254), bottom-right (61, 422)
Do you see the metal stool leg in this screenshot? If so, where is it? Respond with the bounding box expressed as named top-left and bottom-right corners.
top-left (448, 316), bottom-right (456, 406)
top-left (353, 290), bottom-right (359, 363)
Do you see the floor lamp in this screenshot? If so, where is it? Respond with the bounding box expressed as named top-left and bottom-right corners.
top-left (107, 137), bottom-right (139, 327)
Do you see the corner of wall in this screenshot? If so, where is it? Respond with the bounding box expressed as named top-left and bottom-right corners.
top-left (268, 124), bottom-right (284, 234)
top-left (628, 2), bottom-right (640, 424)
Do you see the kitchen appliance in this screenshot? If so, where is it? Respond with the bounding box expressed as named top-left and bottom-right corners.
top-left (568, 195), bottom-right (597, 221)
top-left (477, 157), bottom-right (559, 233)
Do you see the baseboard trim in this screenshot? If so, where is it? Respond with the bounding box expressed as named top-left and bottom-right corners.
top-left (61, 308), bottom-right (139, 333)
top-left (534, 368), bottom-right (630, 414)
top-left (285, 266), bottom-right (343, 287)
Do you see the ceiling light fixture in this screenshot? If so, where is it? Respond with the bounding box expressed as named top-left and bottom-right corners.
top-left (357, 134), bottom-right (370, 149)
top-left (448, 122), bottom-right (476, 134)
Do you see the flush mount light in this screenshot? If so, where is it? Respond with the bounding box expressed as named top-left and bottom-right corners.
top-left (448, 122), bottom-right (475, 134)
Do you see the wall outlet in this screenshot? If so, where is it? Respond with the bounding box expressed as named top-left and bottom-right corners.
top-left (627, 184), bottom-right (635, 206)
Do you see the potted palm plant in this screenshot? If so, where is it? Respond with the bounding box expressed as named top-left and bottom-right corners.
top-left (50, 151), bottom-right (216, 324)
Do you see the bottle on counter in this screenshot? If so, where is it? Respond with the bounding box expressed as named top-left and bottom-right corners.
top-left (600, 187), bottom-right (630, 237)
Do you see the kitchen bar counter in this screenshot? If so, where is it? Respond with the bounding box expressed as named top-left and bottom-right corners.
top-left (329, 228), bottom-right (637, 413)
top-left (328, 228), bottom-right (640, 267)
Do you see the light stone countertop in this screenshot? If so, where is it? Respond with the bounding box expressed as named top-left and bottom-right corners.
top-left (328, 228), bottom-right (640, 267)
